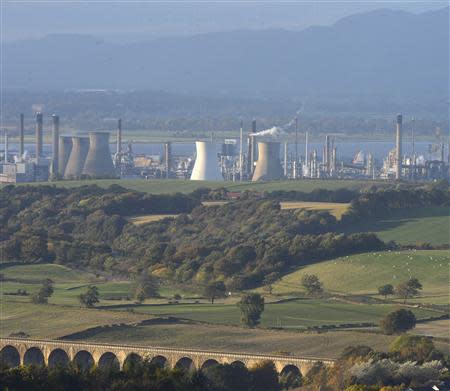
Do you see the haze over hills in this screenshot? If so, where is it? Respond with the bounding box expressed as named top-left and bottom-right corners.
top-left (4, 7), bottom-right (449, 101)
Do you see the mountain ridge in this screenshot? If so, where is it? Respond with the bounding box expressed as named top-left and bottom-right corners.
top-left (4, 7), bottom-right (448, 99)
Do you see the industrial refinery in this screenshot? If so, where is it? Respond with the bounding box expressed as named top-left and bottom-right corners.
top-left (0, 112), bottom-right (448, 183)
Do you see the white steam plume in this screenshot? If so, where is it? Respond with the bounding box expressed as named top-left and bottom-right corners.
top-left (250, 104), bottom-right (304, 138)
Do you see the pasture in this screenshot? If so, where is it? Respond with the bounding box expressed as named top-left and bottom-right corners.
top-left (270, 250), bottom-right (450, 297)
top-left (107, 299), bottom-right (438, 329)
top-left (344, 207), bottom-right (450, 245)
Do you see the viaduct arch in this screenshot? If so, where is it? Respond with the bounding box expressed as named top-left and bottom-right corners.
top-left (0, 337), bottom-right (334, 377)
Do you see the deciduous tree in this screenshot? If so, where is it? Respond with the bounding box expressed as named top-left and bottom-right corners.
top-left (237, 293), bottom-right (264, 328)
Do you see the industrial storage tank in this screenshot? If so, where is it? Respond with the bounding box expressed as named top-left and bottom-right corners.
top-left (64, 136), bottom-right (90, 179)
top-left (82, 132), bottom-right (116, 178)
top-left (252, 141), bottom-right (283, 181)
top-left (190, 141), bottom-right (223, 181)
top-left (58, 136), bottom-right (73, 177)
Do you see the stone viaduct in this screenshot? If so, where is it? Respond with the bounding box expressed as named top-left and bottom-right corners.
top-left (0, 338), bottom-right (334, 377)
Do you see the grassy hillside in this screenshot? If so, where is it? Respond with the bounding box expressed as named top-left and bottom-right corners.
top-left (344, 207), bottom-right (450, 245)
top-left (5, 178), bottom-right (383, 194)
top-left (271, 250), bottom-right (450, 296)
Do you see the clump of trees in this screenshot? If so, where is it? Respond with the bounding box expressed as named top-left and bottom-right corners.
top-left (378, 284), bottom-right (394, 300)
top-left (301, 274), bottom-right (324, 296)
top-left (237, 293), bottom-right (265, 328)
top-left (379, 309), bottom-right (416, 335)
top-left (78, 285), bottom-right (100, 308)
top-left (395, 278), bottom-right (422, 304)
top-left (132, 273), bottom-right (159, 303)
top-left (31, 279), bottom-right (54, 304)
top-left (203, 281), bottom-right (227, 304)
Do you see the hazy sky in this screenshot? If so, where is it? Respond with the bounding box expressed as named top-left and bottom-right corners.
top-left (1, 1), bottom-right (447, 42)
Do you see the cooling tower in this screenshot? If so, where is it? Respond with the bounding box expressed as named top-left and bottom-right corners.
top-left (64, 136), bottom-right (89, 179)
top-left (190, 141), bottom-right (223, 181)
top-left (58, 136), bottom-right (73, 176)
top-left (82, 132), bottom-right (116, 178)
top-left (252, 141), bottom-right (283, 182)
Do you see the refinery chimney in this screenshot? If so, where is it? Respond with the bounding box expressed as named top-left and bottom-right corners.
top-left (35, 112), bottom-right (43, 158)
top-left (395, 114), bottom-right (402, 180)
top-left (117, 119), bottom-right (122, 155)
top-left (4, 130), bottom-right (8, 162)
top-left (248, 119), bottom-right (257, 174)
top-left (190, 141), bottom-right (222, 181)
top-left (64, 136), bottom-right (89, 179)
top-left (82, 132), bottom-right (116, 178)
top-left (252, 141), bottom-right (283, 181)
top-left (164, 142), bottom-right (172, 179)
top-left (58, 136), bottom-right (73, 177)
top-left (19, 114), bottom-right (24, 158)
top-left (52, 114), bottom-right (60, 176)
top-left (325, 135), bottom-right (331, 174)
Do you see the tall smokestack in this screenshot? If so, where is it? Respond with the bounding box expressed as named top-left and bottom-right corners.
top-left (35, 112), bottom-right (43, 158)
top-left (117, 118), bottom-right (122, 155)
top-left (283, 141), bottom-right (288, 177)
top-left (295, 117), bottom-right (298, 167)
top-left (250, 119), bottom-right (257, 173)
top-left (239, 120), bottom-right (243, 182)
top-left (305, 131), bottom-right (309, 178)
top-left (19, 114), bottom-right (24, 158)
top-left (325, 135), bottom-right (331, 174)
top-left (395, 114), bottom-right (402, 180)
top-left (164, 141), bottom-right (171, 179)
top-left (4, 130), bottom-right (8, 162)
top-left (52, 114), bottom-right (60, 176)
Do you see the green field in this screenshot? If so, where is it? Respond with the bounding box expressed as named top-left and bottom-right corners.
top-left (6, 178), bottom-right (385, 194)
top-left (270, 250), bottom-right (450, 296)
top-left (344, 207), bottom-right (450, 245)
top-left (105, 299), bottom-right (438, 329)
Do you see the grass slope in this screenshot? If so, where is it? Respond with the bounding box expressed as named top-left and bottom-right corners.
top-left (0, 299), bottom-right (150, 339)
top-left (271, 250), bottom-right (450, 296)
top-left (344, 207), bottom-right (450, 245)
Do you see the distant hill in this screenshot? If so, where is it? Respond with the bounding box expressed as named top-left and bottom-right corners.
top-left (4, 7), bottom-right (448, 99)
